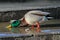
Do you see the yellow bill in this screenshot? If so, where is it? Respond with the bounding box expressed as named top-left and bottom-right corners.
top-left (6, 25), bottom-right (12, 30)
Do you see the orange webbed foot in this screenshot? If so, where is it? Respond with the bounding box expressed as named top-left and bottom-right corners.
top-left (36, 22), bottom-right (41, 32)
top-left (31, 25), bottom-right (34, 31)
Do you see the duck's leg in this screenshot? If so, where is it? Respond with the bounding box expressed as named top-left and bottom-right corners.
top-left (31, 25), bottom-right (34, 30)
top-left (36, 22), bottom-right (41, 32)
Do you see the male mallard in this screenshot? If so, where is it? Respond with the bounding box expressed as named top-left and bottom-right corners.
top-left (20, 10), bottom-right (52, 32)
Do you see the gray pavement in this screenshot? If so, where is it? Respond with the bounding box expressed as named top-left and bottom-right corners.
top-left (0, 1), bottom-right (60, 11)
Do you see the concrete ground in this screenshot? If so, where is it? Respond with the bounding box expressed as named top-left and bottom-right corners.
top-left (0, 19), bottom-right (60, 33)
top-left (0, 19), bottom-right (60, 40)
top-left (0, 1), bottom-right (60, 12)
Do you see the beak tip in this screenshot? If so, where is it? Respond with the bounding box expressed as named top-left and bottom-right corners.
top-left (6, 25), bottom-right (12, 30)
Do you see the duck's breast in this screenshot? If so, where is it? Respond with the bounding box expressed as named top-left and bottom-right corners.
top-left (25, 14), bottom-right (43, 25)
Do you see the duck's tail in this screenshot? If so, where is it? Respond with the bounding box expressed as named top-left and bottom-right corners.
top-left (47, 17), bottom-right (53, 20)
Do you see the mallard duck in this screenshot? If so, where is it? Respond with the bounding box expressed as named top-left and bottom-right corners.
top-left (6, 10), bottom-right (52, 32)
top-left (20, 10), bottom-right (51, 32)
top-left (6, 20), bottom-right (21, 30)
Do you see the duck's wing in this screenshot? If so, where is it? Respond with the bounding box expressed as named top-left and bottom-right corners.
top-left (39, 16), bottom-right (48, 23)
top-left (40, 12), bottom-right (50, 16)
top-left (39, 16), bottom-right (53, 23)
top-left (29, 11), bottom-right (50, 16)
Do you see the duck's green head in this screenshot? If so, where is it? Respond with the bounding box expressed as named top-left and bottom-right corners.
top-left (11, 20), bottom-right (20, 27)
top-left (6, 20), bottom-right (21, 30)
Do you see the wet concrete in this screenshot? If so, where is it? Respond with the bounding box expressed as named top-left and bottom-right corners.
top-left (0, 19), bottom-right (60, 33)
top-left (0, 20), bottom-right (60, 40)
